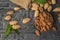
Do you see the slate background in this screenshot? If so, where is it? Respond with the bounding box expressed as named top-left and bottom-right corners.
top-left (0, 0), bottom-right (60, 40)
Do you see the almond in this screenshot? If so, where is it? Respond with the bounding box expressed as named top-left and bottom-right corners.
top-left (35, 30), bottom-right (40, 36)
top-left (22, 18), bottom-right (31, 23)
top-left (7, 10), bottom-right (14, 15)
top-left (32, 3), bottom-right (39, 8)
top-left (14, 7), bottom-right (20, 11)
top-left (53, 7), bottom-right (60, 12)
top-left (31, 7), bottom-right (38, 10)
top-left (5, 15), bottom-right (11, 20)
top-left (40, 4), bottom-right (43, 7)
top-left (39, 7), bottom-right (43, 12)
top-left (47, 5), bottom-right (52, 12)
top-left (34, 10), bottom-right (39, 18)
top-left (44, 3), bottom-right (49, 10)
top-left (12, 24), bottom-right (21, 29)
top-left (9, 20), bottom-right (18, 25)
top-left (51, 0), bottom-right (56, 4)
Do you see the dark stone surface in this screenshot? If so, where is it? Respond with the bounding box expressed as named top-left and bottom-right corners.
top-left (0, 0), bottom-right (60, 40)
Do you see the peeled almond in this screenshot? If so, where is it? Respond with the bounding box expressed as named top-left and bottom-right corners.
top-left (5, 15), bottom-right (11, 20)
top-left (47, 5), bottom-right (52, 12)
top-left (31, 7), bottom-right (38, 10)
top-left (34, 10), bottom-right (39, 18)
top-left (12, 24), bottom-right (21, 29)
top-left (47, 1), bottom-right (52, 4)
top-left (7, 10), bottom-right (14, 15)
top-left (44, 3), bottom-right (49, 10)
top-left (9, 20), bottom-right (18, 25)
top-left (53, 7), bottom-right (60, 12)
top-left (22, 18), bottom-right (31, 23)
top-left (14, 7), bottom-right (20, 11)
top-left (51, 0), bottom-right (56, 4)
top-left (32, 3), bottom-right (39, 8)
top-left (40, 4), bottom-right (43, 7)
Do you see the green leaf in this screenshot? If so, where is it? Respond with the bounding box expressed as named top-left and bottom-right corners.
top-left (13, 29), bottom-right (20, 35)
top-left (34, 0), bottom-right (46, 4)
top-left (5, 24), bottom-right (12, 37)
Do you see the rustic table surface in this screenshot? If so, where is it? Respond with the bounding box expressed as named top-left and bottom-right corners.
top-left (0, 0), bottom-right (60, 40)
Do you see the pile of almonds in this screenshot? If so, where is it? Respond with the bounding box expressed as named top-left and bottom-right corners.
top-left (31, 0), bottom-right (57, 36)
top-left (35, 12), bottom-right (53, 31)
top-left (34, 11), bottom-right (57, 36)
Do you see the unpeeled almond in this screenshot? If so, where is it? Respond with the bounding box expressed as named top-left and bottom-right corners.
top-left (35, 30), bottom-right (40, 36)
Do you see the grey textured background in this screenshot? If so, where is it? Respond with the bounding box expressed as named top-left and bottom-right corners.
top-left (0, 0), bottom-right (60, 40)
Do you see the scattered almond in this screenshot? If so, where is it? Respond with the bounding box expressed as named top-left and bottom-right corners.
top-left (47, 5), bottom-right (52, 12)
top-left (32, 3), bottom-right (39, 8)
top-left (12, 24), bottom-right (21, 29)
top-left (34, 10), bottom-right (39, 18)
top-left (53, 7), bottom-right (60, 12)
top-left (9, 20), bottom-right (18, 25)
top-left (51, 0), bottom-right (56, 4)
top-left (44, 3), bottom-right (49, 10)
top-left (7, 10), bottom-right (14, 15)
top-left (22, 18), bottom-right (31, 23)
top-left (14, 7), bottom-right (20, 11)
top-left (40, 4), bottom-right (43, 7)
top-left (47, 1), bottom-right (52, 4)
top-left (35, 30), bottom-right (40, 36)
top-left (31, 6), bottom-right (38, 10)
top-left (5, 15), bottom-right (11, 20)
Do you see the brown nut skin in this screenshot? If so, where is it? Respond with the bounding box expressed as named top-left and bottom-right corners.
top-left (7, 10), bottom-right (14, 15)
top-left (5, 15), bottom-right (11, 21)
top-left (9, 20), bottom-right (18, 25)
top-left (35, 30), bottom-right (40, 36)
